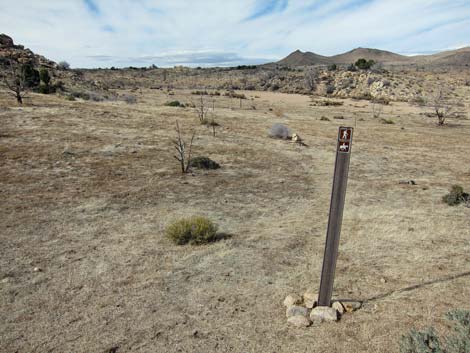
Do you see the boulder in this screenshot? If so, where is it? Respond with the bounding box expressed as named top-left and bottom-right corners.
top-left (0, 34), bottom-right (14, 48)
top-left (283, 294), bottom-right (302, 308)
top-left (287, 315), bottom-right (312, 328)
top-left (310, 306), bottom-right (338, 324)
top-left (286, 305), bottom-right (309, 319)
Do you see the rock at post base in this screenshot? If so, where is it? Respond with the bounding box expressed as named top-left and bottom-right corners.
top-left (286, 305), bottom-right (309, 318)
top-left (302, 290), bottom-right (317, 309)
top-left (344, 301), bottom-right (362, 313)
top-left (310, 306), bottom-right (338, 324)
top-left (287, 315), bottom-right (312, 327)
top-left (332, 301), bottom-right (345, 315)
top-left (283, 294), bottom-right (302, 308)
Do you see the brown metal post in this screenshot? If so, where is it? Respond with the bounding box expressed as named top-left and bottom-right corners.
top-left (318, 127), bottom-right (353, 307)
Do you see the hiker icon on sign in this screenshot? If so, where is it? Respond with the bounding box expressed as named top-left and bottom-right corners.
top-left (342, 130), bottom-right (348, 140)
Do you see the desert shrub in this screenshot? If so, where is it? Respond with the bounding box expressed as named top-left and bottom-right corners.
top-left (320, 116), bottom-right (330, 121)
top-left (65, 95), bottom-right (76, 101)
top-left (165, 100), bottom-right (184, 107)
top-left (367, 77), bottom-right (378, 86)
top-left (400, 309), bottom-right (470, 353)
top-left (39, 68), bottom-right (51, 86)
top-left (334, 115), bottom-right (344, 120)
top-left (269, 123), bottom-right (291, 139)
top-left (57, 61), bottom-right (70, 70)
top-left (373, 96), bottom-right (390, 105)
top-left (192, 90), bottom-right (208, 95)
top-left (442, 185), bottom-right (469, 206)
top-left (21, 63), bottom-right (40, 88)
top-left (327, 63), bottom-right (337, 71)
top-left (326, 84), bottom-right (335, 94)
top-left (347, 63), bottom-right (357, 72)
top-left (189, 156), bottom-right (220, 170)
top-left (382, 79), bottom-right (391, 87)
top-left (166, 216), bottom-right (218, 245)
top-left (355, 58), bottom-right (375, 70)
top-left (122, 94), bottom-right (137, 104)
top-left (38, 84), bottom-right (54, 94)
top-left (380, 118), bottom-right (395, 124)
top-left (312, 100), bottom-right (343, 106)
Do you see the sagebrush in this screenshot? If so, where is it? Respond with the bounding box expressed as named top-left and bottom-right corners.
top-left (166, 216), bottom-right (218, 245)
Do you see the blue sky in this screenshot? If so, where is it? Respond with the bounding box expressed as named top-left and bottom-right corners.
top-left (1, 0), bottom-right (469, 68)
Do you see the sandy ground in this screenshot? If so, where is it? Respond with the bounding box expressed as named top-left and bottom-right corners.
top-left (0, 88), bottom-right (469, 353)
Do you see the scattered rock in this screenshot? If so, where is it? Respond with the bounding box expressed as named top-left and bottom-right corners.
top-left (399, 180), bottom-right (416, 185)
top-left (286, 305), bottom-right (309, 319)
top-left (283, 294), bottom-right (302, 307)
top-left (310, 306), bottom-right (338, 323)
top-left (332, 301), bottom-right (345, 315)
top-left (380, 277), bottom-right (387, 284)
top-left (287, 315), bottom-right (312, 328)
top-left (33, 267), bottom-right (42, 272)
top-left (1, 277), bottom-right (10, 284)
top-left (343, 301), bottom-right (362, 313)
top-left (302, 290), bottom-right (317, 309)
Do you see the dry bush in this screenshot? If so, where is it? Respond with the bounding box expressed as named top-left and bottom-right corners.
top-left (442, 185), bottom-right (469, 206)
top-left (166, 216), bottom-right (218, 245)
top-left (269, 123), bottom-right (291, 139)
top-left (189, 156), bottom-right (220, 170)
top-left (172, 121), bottom-right (195, 174)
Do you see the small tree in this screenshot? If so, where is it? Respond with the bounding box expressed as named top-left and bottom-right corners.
top-left (355, 58), bottom-right (375, 70)
top-left (304, 68), bottom-right (318, 91)
top-left (173, 121), bottom-right (195, 174)
top-left (432, 89), bottom-right (452, 126)
top-left (57, 61), bottom-right (70, 70)
top-left (195, 94), bottom-right (209, 124)
top-left (1, 61), bottom-right (27, 104)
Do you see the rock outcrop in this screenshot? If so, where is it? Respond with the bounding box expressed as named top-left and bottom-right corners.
top-left (0, 33), bottom-right (56, 68)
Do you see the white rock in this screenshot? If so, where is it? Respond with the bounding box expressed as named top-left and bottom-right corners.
top-left (332, 301), bottom-right (345, 315)
top-left (283, 294), bottom-right (302, 308)
top-left (286, 305), bottom-right (309, 318)
top-left (33, 267), bottom-right (42, 272)
top-left (287, 315), bottom-right (312, 328)
top-left (310, 306), bottom-right (338, 323)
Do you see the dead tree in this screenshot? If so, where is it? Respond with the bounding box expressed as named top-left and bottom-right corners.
top-left (1, 61), bottom-right (27, 104)
top-left (173, 121), bottom-right (195, 173)
top-left (433, 89), bottom-right (452, 126)
top-left (304, 67), bottom-right (318, 92)
top-left (195, 94), bottom-right (209, 124)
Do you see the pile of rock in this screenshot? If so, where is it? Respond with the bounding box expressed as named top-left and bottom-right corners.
top-left (0, 33), bottom-right (56, 68)
top-left (283, 290), bottom-right (361, 327)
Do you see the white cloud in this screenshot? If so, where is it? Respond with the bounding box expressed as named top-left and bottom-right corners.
top-left (0, 0), bottom-right (469, 67)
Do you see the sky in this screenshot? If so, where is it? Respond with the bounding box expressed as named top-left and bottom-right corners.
top-left (1, 0), bottom-right (469, 68)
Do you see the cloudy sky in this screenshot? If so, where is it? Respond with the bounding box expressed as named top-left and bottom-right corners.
top-left (1, 0), bottom-right (469, 68)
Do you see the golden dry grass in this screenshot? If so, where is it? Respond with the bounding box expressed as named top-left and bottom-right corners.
top-left (0, 85), bottom-right (469, 353)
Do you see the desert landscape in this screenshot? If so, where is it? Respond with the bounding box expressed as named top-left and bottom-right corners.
top-left (1, 6), bottom-right (470, 352)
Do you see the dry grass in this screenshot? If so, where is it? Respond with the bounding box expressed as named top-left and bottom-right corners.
top-left (0, 84), bottom-right (469, 353)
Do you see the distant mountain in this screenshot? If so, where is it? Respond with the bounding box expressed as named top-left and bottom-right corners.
top-left (275, 46), bottom-right (470, 67)
top-left (330, 47), bottom-right (409, 64)
top-left (411, 47), bottom-right (470, 66)
top-left (276, 50), bottom-right (331, 66)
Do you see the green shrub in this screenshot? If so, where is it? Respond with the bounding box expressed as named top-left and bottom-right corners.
top-left (442, 185), bottom-right (469, 206)
top-left (164, 100), bottom-right (184, 107)
top-left (400, 309), bottom-right (470, 353)
top-left (21, 63), bottom-right (40, 88)
top-left (380, 118), bottom-right (395, 124)
top-left (166, 216), bottom-right (218, 245)
top-left (355, 58), bottom-right (375, 70)
top-left (39, 68), bottom-right (51, 86)
top-left (327, 63), bottom-right (337, 71)
top-left (189, 156), bottom-right (220, 170)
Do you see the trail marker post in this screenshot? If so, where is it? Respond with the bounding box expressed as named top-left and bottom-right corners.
top-left (318, 126), bottom-right (353, 307)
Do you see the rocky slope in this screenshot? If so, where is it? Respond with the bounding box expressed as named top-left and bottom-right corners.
top-left (0, 33), bottom-right (56, 68)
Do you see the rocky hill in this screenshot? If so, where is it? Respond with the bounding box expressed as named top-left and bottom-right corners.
top-left (0, 33), bottom-right (56, 68)
top-left (275, 46), bottom-right (470, 67)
